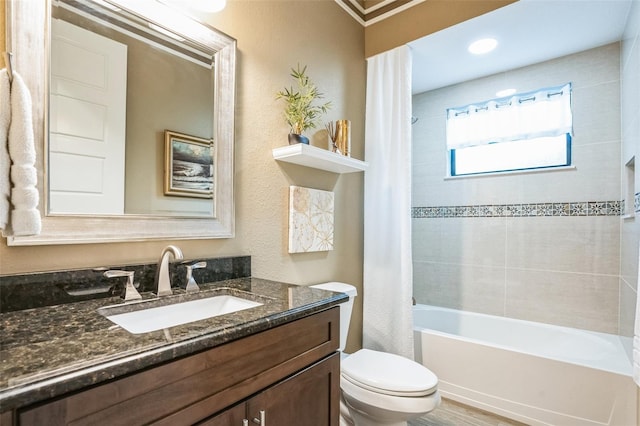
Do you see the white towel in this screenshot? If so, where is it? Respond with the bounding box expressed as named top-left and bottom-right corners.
top-left (634, 242), bottom-right (640, 387)
top-left (3, 71), bottom-right (41, 237)
top-left (0, 69), bottom-right (10, 231)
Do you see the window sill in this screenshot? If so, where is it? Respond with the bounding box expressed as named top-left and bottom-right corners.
top-left (444, 165), bottom-right (576, 180)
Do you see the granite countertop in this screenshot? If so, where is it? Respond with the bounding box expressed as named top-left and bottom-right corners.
top-left (0, 277), bottom-right (347, 412)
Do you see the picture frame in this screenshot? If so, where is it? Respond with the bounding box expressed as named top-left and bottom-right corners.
top-left (288, 186), bottom-right (334, 253)
top-left (164, 130), bottom-right (215, 199)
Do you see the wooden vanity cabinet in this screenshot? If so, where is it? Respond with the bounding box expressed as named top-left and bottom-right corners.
top-left (16, 307), bottom-right (340, 426)
top-left (201, 353), bottom-right (339, 425)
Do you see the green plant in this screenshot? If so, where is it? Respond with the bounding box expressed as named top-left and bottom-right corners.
top-left (276, 65), bottom-right (331, 135)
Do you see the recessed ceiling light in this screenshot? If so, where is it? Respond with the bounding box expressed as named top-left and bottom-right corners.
top-left (468, 38), bottom-right (497, 55)
top-left (496, 88), bottom-right (516, 97)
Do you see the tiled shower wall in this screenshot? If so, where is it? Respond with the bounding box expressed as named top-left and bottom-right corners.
top-left (412, 42), bottom-right (627, 334)
top-left (620, 0), bottom-right (640, 337)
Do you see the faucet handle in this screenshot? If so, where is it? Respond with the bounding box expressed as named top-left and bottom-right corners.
top-left (104, 270), bottom-right (142, 301)
top-left (185, 261), bottom-right (206, 293)
top-left (188, 261), bottom-right (207, 269)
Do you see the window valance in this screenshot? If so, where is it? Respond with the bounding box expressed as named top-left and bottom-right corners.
top-left (446, 83), bottom-right (572, 150)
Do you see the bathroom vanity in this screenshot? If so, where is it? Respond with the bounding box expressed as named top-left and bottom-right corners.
top-left (0, 273), bottom-right (345, 425)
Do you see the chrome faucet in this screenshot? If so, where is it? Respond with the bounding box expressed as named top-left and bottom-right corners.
top-left (155, 245), bottom-right (184, 296)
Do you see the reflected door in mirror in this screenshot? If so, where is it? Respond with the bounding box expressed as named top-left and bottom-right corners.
top-left (50, 19), bottom-right (127, 214)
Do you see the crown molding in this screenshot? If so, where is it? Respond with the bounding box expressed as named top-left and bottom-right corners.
top-left (335, 0), bottom-right (426, 27)
top-left (335, 0), bottom-right (365, 25)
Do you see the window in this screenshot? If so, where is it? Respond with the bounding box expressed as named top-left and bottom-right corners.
top-left (446, 83), bottom-right (572, 177)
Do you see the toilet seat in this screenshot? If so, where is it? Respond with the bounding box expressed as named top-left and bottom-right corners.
top-left (341, 349), bottom-right (438, 397)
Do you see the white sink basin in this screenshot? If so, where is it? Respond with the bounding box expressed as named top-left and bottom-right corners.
top-left (100, 295), bottom-right (263, 334)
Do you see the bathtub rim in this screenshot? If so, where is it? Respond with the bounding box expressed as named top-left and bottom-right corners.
top-left (412, 303), bottom-right (633, 377)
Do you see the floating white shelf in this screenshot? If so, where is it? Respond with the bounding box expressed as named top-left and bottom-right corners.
top-left (272, 144), bottom-right (368, 174)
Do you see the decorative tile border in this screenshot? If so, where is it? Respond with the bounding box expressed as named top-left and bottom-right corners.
top-left (412, 201), bottom-right (623, 218)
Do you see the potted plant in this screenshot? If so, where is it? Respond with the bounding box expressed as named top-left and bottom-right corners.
top-left (276, 64), bottom-right (331, 145)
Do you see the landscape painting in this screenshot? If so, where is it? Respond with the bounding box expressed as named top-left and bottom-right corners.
top-left (164, 130), bottom-right (215, 199)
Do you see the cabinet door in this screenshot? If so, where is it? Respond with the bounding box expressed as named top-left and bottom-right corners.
top-left (0, 410), bottom-right (14, 426)
top-left (247, 353), bottom-right (340, 426)
top-left (198, 402), bottom-right (246, 426)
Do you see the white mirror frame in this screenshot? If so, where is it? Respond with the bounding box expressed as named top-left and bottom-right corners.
top-left (6, 0), bottom-right (236, 245)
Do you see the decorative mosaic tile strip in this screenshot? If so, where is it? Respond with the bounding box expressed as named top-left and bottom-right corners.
top-left (412, 201), bottom-right (623, 219)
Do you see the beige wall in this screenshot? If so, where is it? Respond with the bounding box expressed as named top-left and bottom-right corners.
top-left (412, 43), bottom-right (623, 334)
top-left (364, 0), bottom-right (516, 57)
top-left (123, 37), bottom-right (213, 216)
top-left (0, 1), bottom-right (366, 351)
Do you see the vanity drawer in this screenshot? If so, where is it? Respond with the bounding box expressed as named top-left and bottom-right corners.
top-left (19, 307), bottom-right (339, 426)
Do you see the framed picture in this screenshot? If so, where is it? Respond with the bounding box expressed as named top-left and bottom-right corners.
top-left (288, 186), bottom-right (334, 253)
top-left (164, 130), bottom-right (215, 199)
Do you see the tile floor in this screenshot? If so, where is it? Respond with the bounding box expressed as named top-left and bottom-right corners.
top-left (409, 398), bottom-right (528, 426)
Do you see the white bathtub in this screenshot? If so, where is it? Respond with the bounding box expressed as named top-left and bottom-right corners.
top-left (413, 305), bottom-right (637, 426)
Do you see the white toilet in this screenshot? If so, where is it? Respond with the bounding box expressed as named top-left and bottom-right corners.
top-left (311, 282), bottom-right (441, 426)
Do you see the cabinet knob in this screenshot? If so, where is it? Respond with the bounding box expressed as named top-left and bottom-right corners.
top-left (243, 420), bottom-right (249, 426)
top-left (252, 410), bottom-right (266, 425)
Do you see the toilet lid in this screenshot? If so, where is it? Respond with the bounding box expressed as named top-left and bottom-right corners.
top-left (341, 349), bottom-right (438, 397)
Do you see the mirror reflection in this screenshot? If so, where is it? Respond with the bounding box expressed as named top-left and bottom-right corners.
top-left (50, 0), bottom-right (215, 217)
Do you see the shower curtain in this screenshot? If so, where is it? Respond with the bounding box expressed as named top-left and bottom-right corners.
top-left (363, 45), bottom-right (414, 359)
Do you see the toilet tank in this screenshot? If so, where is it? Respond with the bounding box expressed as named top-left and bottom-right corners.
top-left (310, 282), bottom-right (357, 352)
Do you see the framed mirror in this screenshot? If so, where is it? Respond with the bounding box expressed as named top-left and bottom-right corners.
top-left (6, 0), bottom-right (236, 245)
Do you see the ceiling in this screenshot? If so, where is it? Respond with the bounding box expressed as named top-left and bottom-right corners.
top-left (408, 0), bottom-right (633, 94)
